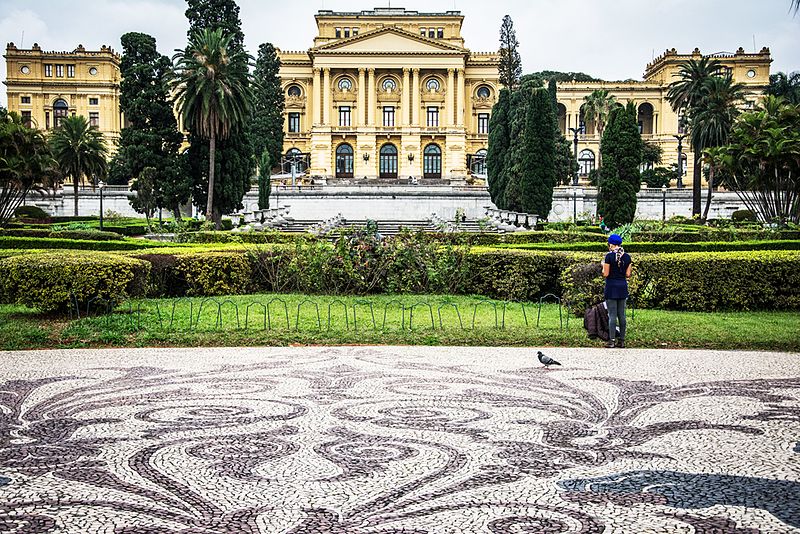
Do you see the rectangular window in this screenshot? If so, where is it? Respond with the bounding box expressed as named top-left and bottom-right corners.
top-left (335, 27), bottom-right (341, 38)
top-left (427, 106), bottom-right (439, 127)
top-left (67, 64), bottom-right (75, 78)
top-left (89, 97), bottom-right (99, 106)
top-left (428, 28), bottom-right (435, 38)
top-left (21, 111), bottom-right (32, 127)
top-left (288, 112), bottom-right (300, 133)
top-left (383, 106), bottom-right (395, 127)
top-left (89, 112), bottom-right (100, 127)
top-left (45, 111), bottom-right (50, 130)
top-left (44, 64), bottom-right (52, 77)
top-left (478, 113), bottom-right (489, 134)
top-left (352, 28), bottom-right (358, 36)
top-left (55, 65), bottom-right (64, 77)
top-left (420, 28), bottom-right (426, 36)
top-left (344, 28), bottom-right (350, 38)
top-left (437, 28), bottom-right (444, 38)
top-left (339, 106), bottom-right (351, 127)
top-left (20, 96), bottom-right (31, 104)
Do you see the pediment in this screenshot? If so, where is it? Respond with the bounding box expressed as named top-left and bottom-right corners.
top-left (313, 27), bottom-right (467, 55)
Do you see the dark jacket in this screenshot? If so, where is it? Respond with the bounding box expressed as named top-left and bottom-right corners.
top-left (584, 302), bottom-right (611, 341)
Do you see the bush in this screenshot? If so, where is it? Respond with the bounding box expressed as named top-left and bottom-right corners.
top-left (132, 253), bottom-right (187, 297)
top-left (185, 230), bottom-right (316, 245)
top-left (13, 205), bottom-right (49, 221)
top-left (174, 252), bottom-right (253, 296)
top-left (0, 236), bottom-right (162, 251)
top-left (464, 249), bottom-right (574, 301)
top-left (495, 240), bottom-right (800, 253)
top-left (49, 229), bottom-right (125, 241)
top-left (732, 209), bottom-right (757, 222)
top-left (0, 252), bottom-right (150, 313)
top-left (0, 228), bottom-right (52, 238)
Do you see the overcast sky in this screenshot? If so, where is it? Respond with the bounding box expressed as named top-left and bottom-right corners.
top-left (1, 0), bottom-right (799, 107)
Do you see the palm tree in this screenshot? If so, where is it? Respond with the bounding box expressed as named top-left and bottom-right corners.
top-left (792, 0), bottom-right (800, 14)
top-left (582, 89), bottom-right (617, 167)
top-left (172, 28), bottom-right (253, 228)
top-left (767, 71), bottom-right (800, 105)
top-left (49, 115), bottom-right (108, 216)
top-left (667, 57), bottom-right (723, 216)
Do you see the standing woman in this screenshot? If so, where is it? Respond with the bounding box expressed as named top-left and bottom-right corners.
top-left (602, 233), bottom-right (632, 348)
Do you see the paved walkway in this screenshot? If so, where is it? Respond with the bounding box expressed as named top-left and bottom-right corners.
top-left (1, 346), bottom-right (799, 533)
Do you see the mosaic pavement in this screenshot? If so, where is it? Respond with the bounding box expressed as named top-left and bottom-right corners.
top-left (1, 346), bottom-right (799, 533)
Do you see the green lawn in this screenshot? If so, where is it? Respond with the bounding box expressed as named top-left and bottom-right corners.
top-left (1, 293), bottom-right (798, 352)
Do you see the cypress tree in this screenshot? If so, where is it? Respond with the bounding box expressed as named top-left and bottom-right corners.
top-left (110, 32), bottom-right (187, 219)
top-left (258, 151), bottom-right (271, 210)
top-left (184, 0), bottom-right (254, 222)
top-left (251, 43), bottom-right (285, 169)
top-left (486, 88), bottom-right (511, 208)
top-left (597, 104), bottom-right (643, 228)
top-left (505, 85), bottom-right (558, 216)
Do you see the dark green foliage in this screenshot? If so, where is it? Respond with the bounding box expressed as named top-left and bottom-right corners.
top-left (530, 70), bottom-right (601, 83)
top-left (486, 89), bottom-right (512, 207)
top-left (180, 0), bottom-right (255, 227)
top-left (641, 140), bottom-right (662, 168)
top-left (250, 43), bottom-right (285, 168)
top-left (505, 86), bottom-right (559, 215)
top-left (641, 167), bottom-right (677, 188)
top-left (767, 71), bottom-right (800, 105)
top-left (258, 151), bottom-right (271, 210)
top-left (109, 33), bottom-right (188, 217)
top-left (13, 205), bottom-right (49, 220)
top-left (732, 209), bottom-right (757, 222)
top-left (597, 104), bottom-right (643, 228)
top-left (49, 229), bottom-right (125, 241)
top-left (0, 236), bottom-right (161, 251)
top-left (554, 134), bottom-right (576, 186)
top-left (497, 240), bottom-right (800, 253)
top-left (129, 167), bottom-right (157, 227)
top-left (547, 78), bottom-right (558, 111)
top-left (498, 15), bottom-right (521, 91)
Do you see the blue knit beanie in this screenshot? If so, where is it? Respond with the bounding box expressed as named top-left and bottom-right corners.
top-left (608, 233), bottom-right (623, 246)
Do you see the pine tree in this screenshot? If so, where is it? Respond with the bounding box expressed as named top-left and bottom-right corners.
top-left (597, 104), bottom-right (643, 228)
top-left (183, 0), bottom-right (254, 224)
top-left (505, 85), bottom-right (558, 215)
top-left (498, 16), bottom-right (521, 91)
top-left (486, 88), bottom-right (511, 208)
top-left (251, 43), bottom-right (285, 169)
top-left (110, 32), bottom-right (187, 219)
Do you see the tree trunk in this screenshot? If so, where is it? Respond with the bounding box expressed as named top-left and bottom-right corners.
top-left (206, 131), bottom-right (216, 227)
top-left (172, 205), bottom-right (182, 222)
top-left (73, 176), bottom-right (79, 217)
top-left (702, 167), bottom-right (714, 221)
top-left (692, 155), bottom-right (702, 217)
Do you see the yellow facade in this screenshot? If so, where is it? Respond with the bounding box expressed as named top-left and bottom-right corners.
top-left (278, 8), bottom-right (499, 183)
top-left (3, 42), bottom-right (122, 147)
top-left (557, 47), bottom-right (772, 185)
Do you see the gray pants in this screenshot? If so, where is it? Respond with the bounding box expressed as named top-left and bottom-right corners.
top-left (607, 298), bottom-right (627, 341)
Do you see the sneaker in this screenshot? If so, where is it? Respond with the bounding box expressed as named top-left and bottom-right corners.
top-left (605, 340), bottom-right (616, 348)
top-left (617, 339), bottom-right (625, 348)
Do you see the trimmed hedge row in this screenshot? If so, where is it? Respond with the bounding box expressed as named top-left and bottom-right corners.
top-left (184, 231), bottom-right (317, 245)
top-left (0, 253), bottom-right (150, 313)
top-left (491, 240), bottom-right (800, 253)
top-left (0, 236), bottom-right (164, 251)
top-left (0, 228), bottom-right (125, 241)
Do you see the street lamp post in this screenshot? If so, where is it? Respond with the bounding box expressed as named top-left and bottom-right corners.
top-left (673, 134), bottom-right (686, 189)
top-left (98, 180), bottom-right (106, 231)
top-left (568, 127), bottom-right (581, 186)
top-left (572, 186), bottom-right (578, 222)
top-left (661, 185), bottom-right (667, 222)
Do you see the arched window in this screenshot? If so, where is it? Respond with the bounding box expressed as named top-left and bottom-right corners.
top-left (557, 103), bottom-right (567, 135)
top-left (578, 104), bottom-right (595, 136)
top-left (423, 144), bottom-right (442, 179)
top-left (53, 99), bottom-right (69, 127)
top-left (382, 78), bottom-right (397, 92)
top-left (379, 144), bottom-right (398, 179)
top-left (287, 85), bottom-right (302, 97)
top-left (425, 78), bottom-right (440, 92)
top-left (638, 102), bottom-right (654, 135)
top-left (335, 143), bottom-right (354, 178)
top-left (476, 85), bottom-right (491, 98)
top-left (284, 148), bottom-right (307, 175)
top-left (578, 149), bottom-right (595, 175)
top-left (338, 78), bottom-right (352, 92)
top-left (471, 148), bottom-right (487, 176)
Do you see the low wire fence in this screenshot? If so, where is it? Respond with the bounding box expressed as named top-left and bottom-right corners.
top-left (63, 293), bottom-right (623, 334)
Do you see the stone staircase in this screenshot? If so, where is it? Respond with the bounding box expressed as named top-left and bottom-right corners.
top-left (277, 218), bottom-right (501, 236)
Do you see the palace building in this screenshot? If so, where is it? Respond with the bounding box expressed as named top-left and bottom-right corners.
top-left (3, 42), bottom-right (122, 146)
top-left (2, 7), bottom-right (773, 190)
top-left (277, 7), bottom-right (500, 183)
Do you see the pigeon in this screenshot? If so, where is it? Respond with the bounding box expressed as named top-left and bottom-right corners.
top-left (537, 351), bottom-right (561, 368)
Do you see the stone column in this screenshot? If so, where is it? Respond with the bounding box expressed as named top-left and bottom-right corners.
top-left (401, 68), bottom-right (410, 127)
top-left (412, 68), bottom-right (420, 126)
top-left (367, 68), bottom-right (376, 126)
top-left (446, 68), bottom-right (455, 127)
top-left (357, 68), bottom-right (366, 126)
top-left (312, 68), bottom-right (321, 125)
top-left (322, 68), bottom-right (331, 125)
top-left (456, 68), bottom-right (465, 127)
